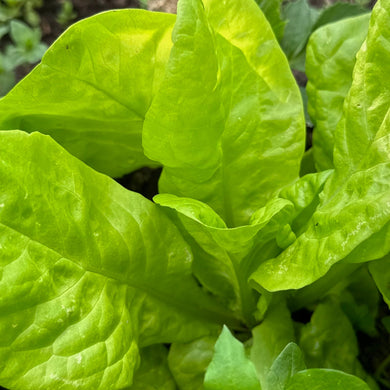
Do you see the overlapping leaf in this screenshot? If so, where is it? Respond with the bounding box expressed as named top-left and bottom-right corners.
top-left (0, 131), bottom-right (237, 389)
top-left (253, 0), bottom-right (390, 291)
top-left (143, 0), bottom-right (305, 227)
top-left (306, 13), bottom-right (370, 170)
top-left (0, 10), bottom-right (175, 177)
top-left (204, 326), bottom-right (260, 390)
top-left (155, 170), bottom-right (330, 325)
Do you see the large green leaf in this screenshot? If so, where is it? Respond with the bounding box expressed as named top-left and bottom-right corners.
top-left (252, 0), bottom-right (390, 291)
top-left (0, 10), bottom-right (175, 177)
top-left (306, 13), bottom-right (370, 170)
top-left (286, 369), bottom-right (371, 390)
top-left (143, 0), bottom-right (305, 227)
top-left (204, 326), bottom-right (261, 390)
top-left (0, 131), bottom-right (238, 389)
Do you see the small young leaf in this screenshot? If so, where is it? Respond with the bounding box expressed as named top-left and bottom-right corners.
top-left (204, 326), bottom-right (261, 390)
top-left (168, 336), bottom-right (217, 390)
top-left (266, 343), bottom-right (306, 390)
top-left (250, 299), bottom-right (296, 388)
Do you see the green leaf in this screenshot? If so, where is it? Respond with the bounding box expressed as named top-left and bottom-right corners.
top-left (256, 0), bottom-right (285, 41)
top-left (9, 19), bottom-right (40, 47)
top-left (286, 369), bottom-right (371, 389)
top-left (0, 10), bottom-right (175, 177)
top-left (0, 4), bottom-right (19, 23)
top-left (299, 149), bottom-right (316, 176)
top-left (333, 266), bottom-right (379, 336)
top-left (313, 3), bottom-right (369, 31)
top-left (266, 343), bottom-right (306, 390)
top-left (204, 326), bottom-right (261, 390)
top-left (369, 254), bottom-right (390, 307)
top-left (297, 298), bottom-right (376, 387)
top-left (0, 68), bottom-right (15, 95)
top-left (0, 25), bottom-right (8, 39)
top-left (130, 345), bottom-right (176, 389)
top-left (0, 53), bottom-right (15, 96)
top-left (6, 41), bottom-right (48, 66)
top-left (155, 193), bottom-right (294, 325)
top-left (154, 172), bottom-right (330, 324)
top-left (276, 170), bottom-right (333, 236)
top-left (299, 301), bottom-right (360, 374)
top-left (306, 13), bottom-right (370, 170)
top-left (168, 336), bottom-right (217, 390)
top-left (281, 0), bottom-right (320, 67)
top-left (250, 170), bottom-right (332, 289)
top-left (0, 131), bottom-right (238, 389)
top-left (143, 0), bottom-right (305, 227)
top-left (250, 299), bottom-right (296, 388)
top-left (252, 0), bottom-right (390, 291)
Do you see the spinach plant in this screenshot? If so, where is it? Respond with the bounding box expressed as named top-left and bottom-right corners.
top-left (0, 0), bottom-right (389, 388)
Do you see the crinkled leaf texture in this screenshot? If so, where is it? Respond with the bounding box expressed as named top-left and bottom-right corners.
top-left (0, 10), bottom-right (175, 177)
top-left (155, 193), bottom-right (294, 325)
top-left (0, 131), bottom-right (239, 389)
top-left (253, 0), bottom-right (390, 291)
top-left (154, 170), bottom-right (330, 325)
top-left (298, 300), bottom-right (370, 381)
top-left (168, 336), bottom-right (217, 390)
top-left (306, 13), bottom-right (370, 170)
top-left (143, 0), bottom-right (305, 227)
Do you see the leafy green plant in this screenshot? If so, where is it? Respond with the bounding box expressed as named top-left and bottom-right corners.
top-left (56, 0), bottom-right (77, 27)
top-left (0, 0), bottom-right (47, 96)
top-left (5, 19), bottom-right (46, 65)
top-left (0, 0), bottom-right (389, 389)
top-left (278, 0), bottom-right (370, 71)
top-left (0, 0), bottom-right (42, 27)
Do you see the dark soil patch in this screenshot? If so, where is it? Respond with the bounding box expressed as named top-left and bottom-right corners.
top-left (116, 167), bottom-right (162, 200)
top-left (39, 0), bottom-right (140, 44)
top-left (358, 301), bottom-right (390, 389)
top-left (13, 0), bottom-right (141, 82)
